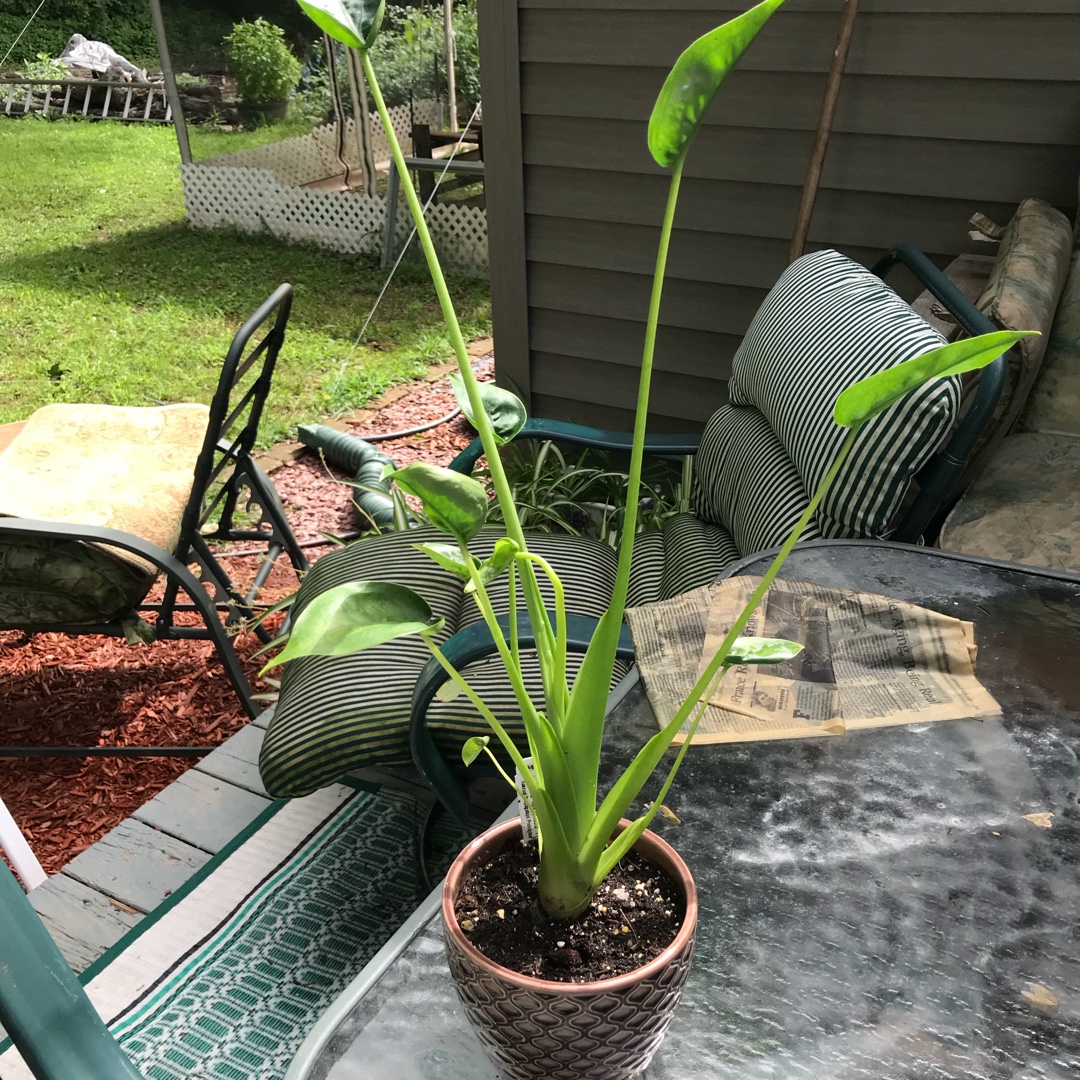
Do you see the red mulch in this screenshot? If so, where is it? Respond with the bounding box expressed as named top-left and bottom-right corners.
top-left (1, 358), bottom-right (492, 876)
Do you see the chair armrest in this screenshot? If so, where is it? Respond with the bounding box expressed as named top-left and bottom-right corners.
top-left (448, 418), bottom-right (701, 474)
top-left (409, 611), bottom-right (636, 821)
top-left (0, 863), bottom-right (146, 1080)
top-left (0, 518), bottom-right (259, 719)
top-left (873, 244), bottom-right (1009, 544)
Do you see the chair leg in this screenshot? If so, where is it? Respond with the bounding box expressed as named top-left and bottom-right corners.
top-left (232, 457), bottom-right (309, 575)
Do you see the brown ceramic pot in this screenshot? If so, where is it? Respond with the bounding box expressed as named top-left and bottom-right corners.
top-left (442, 818), bottom-right (697, 1080)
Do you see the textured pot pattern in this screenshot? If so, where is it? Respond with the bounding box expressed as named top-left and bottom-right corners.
top-left (443, 819), bottom-right (697, 1080)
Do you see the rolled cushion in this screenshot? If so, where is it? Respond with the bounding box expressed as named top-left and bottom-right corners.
top-left (968, 198), bottom-right (1073, 472)
top-left (725, 248), bottom-right (960, 539)
top-left (259, 514), bottom-right (743, 798)
top-left (1020, 203), bottom-right (1080, 437)
top-left (693, 404), bottom-right (819, 555)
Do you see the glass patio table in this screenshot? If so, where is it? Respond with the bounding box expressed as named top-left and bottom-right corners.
top-left (289, 541), bottom-right (1080, 1080)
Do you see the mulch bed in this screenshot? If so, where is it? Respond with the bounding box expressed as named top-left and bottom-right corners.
top-left (1, 358), bottom-right (492, 876)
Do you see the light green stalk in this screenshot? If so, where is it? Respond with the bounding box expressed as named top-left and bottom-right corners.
top-left (360, 51), bottom-right (563, 713)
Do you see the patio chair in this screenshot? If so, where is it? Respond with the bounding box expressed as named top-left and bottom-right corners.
top-left (258, 245), bottom-right (1010, 818)
top-left (0, 285), bottom-right (307, 747)
top-left (0, 856), bottom-right (145, 1080)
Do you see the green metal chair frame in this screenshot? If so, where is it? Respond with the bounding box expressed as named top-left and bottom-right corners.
top-left (410, 245), bottom-right (1009, 819)
top-left (0, 285), bottom-right (308, 756)
top-left (0, 860), bottom-right (145, 1079)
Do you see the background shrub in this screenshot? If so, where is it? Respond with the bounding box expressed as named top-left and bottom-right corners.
top-left (366, 1), bottom-right (479, 109)
top-left (225, 18), bottom-right (301, 103)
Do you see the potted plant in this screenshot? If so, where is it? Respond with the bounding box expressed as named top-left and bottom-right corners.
top-left (225, 17), bottom-right (301, 125)
top-left (272, 1), bottom-right (1032, 1075)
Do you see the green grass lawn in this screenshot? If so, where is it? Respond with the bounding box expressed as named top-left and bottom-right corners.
top-left (0, 118), bottom-right (491, 445)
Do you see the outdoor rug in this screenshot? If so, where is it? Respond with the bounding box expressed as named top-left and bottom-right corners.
top-left (0, 780), bottom-right (481, 1080)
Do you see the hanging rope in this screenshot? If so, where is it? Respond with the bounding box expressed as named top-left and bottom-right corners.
top-left (333, 95), bottom-right (484, 384)
top-left (323, 33), bottom-right (353, 190)
top-left (0, 0), bottom-right (47, 70)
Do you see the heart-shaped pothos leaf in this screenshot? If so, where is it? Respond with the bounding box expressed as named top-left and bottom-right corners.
top-left (261, 581), bottom-right (442, 672)
top-left (451, 373), bottom-right (528, 447)
top-left (387, 462), bottom-right (489, 543)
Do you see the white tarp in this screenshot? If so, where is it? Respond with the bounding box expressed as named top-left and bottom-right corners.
top-left (58, 33), bottom-right (148, 82)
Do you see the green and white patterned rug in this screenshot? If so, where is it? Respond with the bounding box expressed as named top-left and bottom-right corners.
top-left (0, 781), bottom-right (480, 1080)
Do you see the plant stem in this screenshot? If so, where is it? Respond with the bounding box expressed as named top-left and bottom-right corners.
top-left (362, 51), bottom-right (558, 703)
top-left (608, 157), bottom-right (685, 618)
top-left (422, 636), bottom-right (535, 786)
top-left (689, 425), bottom-right (861, 712)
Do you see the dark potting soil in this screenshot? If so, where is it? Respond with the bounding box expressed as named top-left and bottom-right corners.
top-left (454, 839), bottom-right (685, 983)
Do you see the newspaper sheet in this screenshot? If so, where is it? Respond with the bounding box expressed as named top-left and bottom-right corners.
top-left (624, 577), bottom-right (1000, 745)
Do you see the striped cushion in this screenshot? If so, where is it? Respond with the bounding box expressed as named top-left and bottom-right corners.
top-left (260, 527), bottom-right (629, 797)
top-left (657, 513), bottom-right (741, 598)
top-left (726, 249), bottom-right (960, 539)
top-left (693, 404), bottom-right (820, 556)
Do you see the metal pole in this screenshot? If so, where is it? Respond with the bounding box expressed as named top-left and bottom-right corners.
top-left (443, 0), bottom-right (458, 130)
top-left (788, 0), bottom-right (860, 263)
top-left (148, 0), bottom-right (191, 164)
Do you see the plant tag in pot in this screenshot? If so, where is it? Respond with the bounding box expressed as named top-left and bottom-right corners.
top-left (514, 758), bottom-right (538, 842)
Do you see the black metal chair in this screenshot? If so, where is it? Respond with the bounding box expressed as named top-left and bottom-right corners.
top-left (0, 285), bottom-right (307, 757)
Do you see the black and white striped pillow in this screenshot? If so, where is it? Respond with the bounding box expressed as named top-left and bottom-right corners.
top-left (693, 403), bottom-right (821, 556)
top-left (259, 527), bottom-right (631, 797)
top-left (728, 249), bottom-right (960, 538)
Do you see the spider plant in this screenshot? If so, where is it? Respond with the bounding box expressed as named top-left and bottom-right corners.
top-left (480, 440), bottom-right (686, 546)
top-left (275, 0), bottom-right (1034, 919)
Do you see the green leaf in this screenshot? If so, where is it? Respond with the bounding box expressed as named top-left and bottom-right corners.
top-left (296, 0), bottom-right (385, 49)
top-left (260, 581), bottom-right (442, 672)
top-left (296, 0), bottom-right (361, 47)
top-left (465, 537), bottom-right (521, 593)
top-left (834, 330), bottom-right (1038, 428)
top-left (415, 542), bottom-right (476, 580)
top-left (387, 462), bottom-right (489, 543)
top-left (461, 735), bottom-right (489, 767)
top-left (436, 680), bottom-right (463, 702)
top-left (648, 0), bottom-right (786, 168)
top-left (725, 637), bottom-right (803, 666)
top-left (451, 373), bottom-right (528, 447)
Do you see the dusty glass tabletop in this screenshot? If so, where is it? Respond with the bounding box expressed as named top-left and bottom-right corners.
top-left (290, 542), bottom-right (1080, 1080)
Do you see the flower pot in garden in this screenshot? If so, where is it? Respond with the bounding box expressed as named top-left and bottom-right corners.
top-left (442, 818), bottom-right (698, 1080)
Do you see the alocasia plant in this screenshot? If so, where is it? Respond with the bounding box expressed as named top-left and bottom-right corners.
top-left (271, 0), bottom-right (1033, 918)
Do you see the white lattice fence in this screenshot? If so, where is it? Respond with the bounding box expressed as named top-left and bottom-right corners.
top-left (181, 162), bottom-right (488, 276)
top-left (199, 100), bottom-right (442, 189)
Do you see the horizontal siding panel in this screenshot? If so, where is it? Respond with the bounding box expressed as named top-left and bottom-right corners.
top-left (521, 67), bottom-right (1080, 147)
top-left (529, 394), bottom-right (639, 434)
top-left (522, 115), bottom-right (1080, 205)
top-left (521, 1), bottom-right (1080, 12)
top-left (527, 217), bottom-right (796, 288)
top-left (523, 167), bottom-right (1020, 254)
top-left (530, 308), bottom-right (740, 380)
top-left (520, 9), bottom-right (1080, 81)
top-left (531, 353), bottom-right (727, 423)
top-left (529, 263), bottom-right (766, 335)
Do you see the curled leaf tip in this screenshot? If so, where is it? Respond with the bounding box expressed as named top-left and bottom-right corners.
top-left (648, 0), bottom-right (786, 168)
top-left (833, 329), bottom-right (1036, 429)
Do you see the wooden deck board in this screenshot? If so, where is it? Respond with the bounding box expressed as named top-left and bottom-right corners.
top-left (132, 768), bottom-right (271, 854)
top-left (31, 714), bottom-right (435, 975)
top-left (30, 874), bottom-right (142, 972)
top-left (60, 818), bottom-right (211, 915)
top-left (195, 723), bottom-right (269, 796)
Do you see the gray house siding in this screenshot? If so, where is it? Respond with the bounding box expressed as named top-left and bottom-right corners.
top-left (479, 0), bottom-right (1080, 428)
